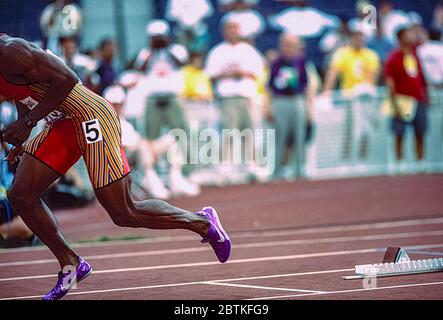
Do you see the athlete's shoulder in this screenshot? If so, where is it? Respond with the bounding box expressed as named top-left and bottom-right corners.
top-left (0, 37), bottom-right (36, 74)
top-left (0, 36), bottom-right (34, 53)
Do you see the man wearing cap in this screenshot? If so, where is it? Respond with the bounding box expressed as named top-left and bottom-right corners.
top-left (134, 19), bottom-right (190, 143)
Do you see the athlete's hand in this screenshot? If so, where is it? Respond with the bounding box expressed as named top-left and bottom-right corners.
top-left (5, 144), bottom-right (24, 166)
top-left (3, 118), bottom-right (33, 146)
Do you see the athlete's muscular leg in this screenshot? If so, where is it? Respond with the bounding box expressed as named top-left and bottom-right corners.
top-left (94, 177), bottom-right (209, 237)
top-left (7, 154), bottom-right (79, 269)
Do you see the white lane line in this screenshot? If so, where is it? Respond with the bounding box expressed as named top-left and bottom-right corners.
top-left (402, 250), bottom-right (443, 256)
top-left (203, 282), bottom-right (327, 294)
top-left (0, 281), bottom-right (207, 301)
top-left (234, 218), bottom-right (443, 239)
top-left (2, 230), bottom-right (443, 267)
top-left (4, 242), bottom-right (443, 282)
top-left (3, 265), bottom-right (442, 300)
top-left (1, 216), bottom-right (442, 253)
top-left (0, 267), bottom-right (351, 300)
top-left (0, 247), bottom-right (382, 282)
top-left (210, 268), bottom-right (353, 283)
top-left (246, 281), bottom-right (443, 300)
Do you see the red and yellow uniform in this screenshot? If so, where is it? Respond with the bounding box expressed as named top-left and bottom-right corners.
top-left (0, 75), bottom-right (130, 189)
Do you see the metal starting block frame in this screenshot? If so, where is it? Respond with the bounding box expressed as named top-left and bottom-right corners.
top-left (343, 247), bottom-right (443, 280)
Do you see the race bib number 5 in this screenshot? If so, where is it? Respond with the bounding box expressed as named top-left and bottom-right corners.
top-left (82, 119), bottom-right (103, 144)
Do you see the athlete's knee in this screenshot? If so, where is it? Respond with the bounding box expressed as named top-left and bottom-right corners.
top-left (107, 209), bottom-right (136, 227)
top-left (7, 185), bottom-right (39, 211)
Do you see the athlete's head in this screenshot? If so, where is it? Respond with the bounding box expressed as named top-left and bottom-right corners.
top-left (103, 85), bottom-right (126, 116)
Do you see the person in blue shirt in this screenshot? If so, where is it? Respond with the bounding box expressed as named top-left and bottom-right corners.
top-left (96, 38), bottom-right (118, 94)
top-left (368, 19), bottom-right (395, 66)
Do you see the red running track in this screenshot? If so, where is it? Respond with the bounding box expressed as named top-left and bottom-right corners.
top-left (0, 174), bottom-right (442, 300)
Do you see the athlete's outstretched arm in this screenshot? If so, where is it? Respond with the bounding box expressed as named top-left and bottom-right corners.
top-left (0, 37), bottom-right (78, 145)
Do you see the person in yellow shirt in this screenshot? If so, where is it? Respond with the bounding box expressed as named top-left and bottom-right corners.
top-left (183, 52), bottom-right (213, 101)
top-left (182, 52), bottom-right (217, 176)
top-left (324, 27), bottom-right (381, 162)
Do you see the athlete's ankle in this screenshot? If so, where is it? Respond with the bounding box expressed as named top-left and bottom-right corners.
top-left (59, 255), bottom-right (80, 271)
top-left (192, 212), bottom-right (210, 237)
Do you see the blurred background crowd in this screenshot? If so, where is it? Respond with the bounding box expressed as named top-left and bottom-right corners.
top-left (1, 0), bottom-right (443, 247)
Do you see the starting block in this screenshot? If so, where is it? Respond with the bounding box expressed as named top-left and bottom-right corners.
top-left (343, 247), bottom-right (443, 280)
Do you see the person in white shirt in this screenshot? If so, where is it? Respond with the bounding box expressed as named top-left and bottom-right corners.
top-left (205, 19), bottom-right (265, 174)
top-left (417, 29), bottom-right (443, 87)
top-left (103, 85), bottom-right (201, 199)
top-left (134, 20), bottom-right (189, 141)
top-left (418, 29), bottom-right (443, 140)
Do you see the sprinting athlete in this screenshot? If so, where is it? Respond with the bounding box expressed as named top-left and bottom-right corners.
top-left (0, 34), bottom-right (231, 300)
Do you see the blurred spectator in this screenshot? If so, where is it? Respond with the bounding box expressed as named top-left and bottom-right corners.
top-left (269, 0), bottom-right (338, 38)
top-left (183, 52), bottom-right (214, 102)
top-left (324, 28), bottom-right (380, 161)
top-left (384, 27), bottom-right (428, 173)
top-left (182, 52), bottom-right (218, 169)
top-left (134, 20), bottom-right (189, 142)
top-left (220, 0), bottom-right (266, 43)
top-left (417, 29), bottom-right (443, 88)
top-left (268, 33), bottom-right (313, 179)
top-left (39, 0), bottom-right (83, 55)
top-left (367, 18), bottom-right (395, 65)
top-left (378, 0), bottom-right (411, 45)
top-left (409, 12), bottom-right (427, 46)
top-left (118, 70), bottom-right (145, 131)
top-left (319, 16), bottom-right (351, 71)
top-left (165, 0), bottom-right (213, 53)
top-left (205, 20), bottom-right (264, 175)
top-left (432, 1), bottom-right (443, 39)
top-left (96, 38), bottom-right (118, 94)
top-left (58, 36), bottom-right (99, 90)
top-left (103, 85), bottom-right (200, 199)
